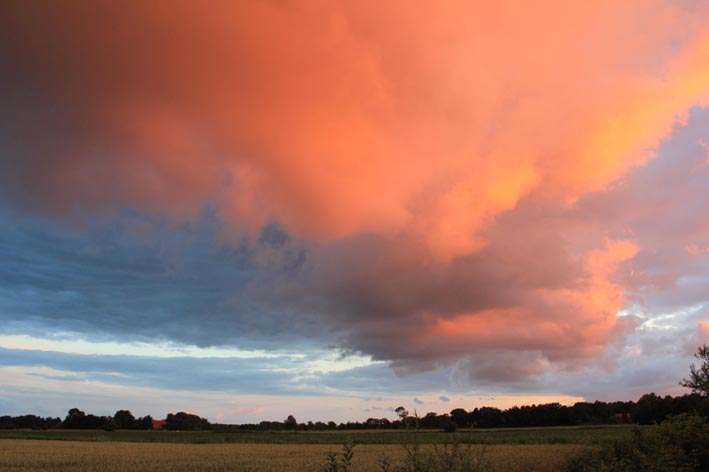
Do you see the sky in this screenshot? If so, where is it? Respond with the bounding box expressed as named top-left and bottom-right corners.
top-left (1, 1), bottom-right (709, 424)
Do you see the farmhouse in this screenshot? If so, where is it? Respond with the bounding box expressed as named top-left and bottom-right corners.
top-left (151, 419), bottom-right (166, 430)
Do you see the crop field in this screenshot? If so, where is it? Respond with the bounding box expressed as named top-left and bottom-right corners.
top-left (0, 424), bottom-right (636, 445)
top-left (0, 439), bottom-right (590, 471)
top-left (0, 425), bottom-right (641, 471)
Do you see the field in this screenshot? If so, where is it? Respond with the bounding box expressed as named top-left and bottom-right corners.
top-left (0, 440), bottom-right (590, 471)
top-left (0, 425), bottom-right (639, 471)
top-left (0, 424), bottom-right (635, 444)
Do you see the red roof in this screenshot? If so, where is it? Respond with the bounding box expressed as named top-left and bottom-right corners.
top-left (152, 419), bottom-right (167, 430)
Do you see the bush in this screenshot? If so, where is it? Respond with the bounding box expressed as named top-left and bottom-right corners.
top-left (565, 413), bottom-right (709, 472)
top-left (320, 437), bottom-right (488, 472)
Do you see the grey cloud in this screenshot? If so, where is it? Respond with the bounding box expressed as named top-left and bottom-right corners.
top-left (2, 106), bottom-right (709, 396)
top-left (0, 346), bottom-right (491, 400)
top-left (0, 208), bottom-right (321, 350)
top-left (0, 347), bottom-right (310, 396)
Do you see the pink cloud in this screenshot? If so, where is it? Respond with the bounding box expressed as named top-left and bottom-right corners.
top-left (3, 1), bottom-right (709, 384)
top-left (3, 1), bottom-right (709, 255)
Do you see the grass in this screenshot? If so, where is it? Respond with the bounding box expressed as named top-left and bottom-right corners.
top-left (0, 424), bottom-right (638, 445)
top-left (0, 439), bottom-right (590, 471)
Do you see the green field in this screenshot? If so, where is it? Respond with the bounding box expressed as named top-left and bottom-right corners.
top-left (0, 424), bottom-right (638, 445)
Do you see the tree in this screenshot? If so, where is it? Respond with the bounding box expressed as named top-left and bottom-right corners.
top-left (394, 406), bottom-right (408, 421)
top-left (449, 408), bottom-right (470, 428)
top-left (137, 415), bottom-right (154, 430)
top-left (165, 412), bottom-right (211, 431)
top-left (681, 344), bottom-right (709, 396)
top-left (284, 414), bottom-right (298, 431)
top-left (63, 408), bottom-right (86, 429)
top-left (62, 408), bottom-right (105, 429)
top-left (113, 410), bottom-right (136, 429)
top-left (101, 418), bottom-right (118, 431)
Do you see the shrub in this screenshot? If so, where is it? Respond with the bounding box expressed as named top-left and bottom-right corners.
top-left (565, 413), bottom-right (709, 472)
top-left (319, 437), bottom-right (488, 472)
top-left (321, 443), bottom-right (355, 472)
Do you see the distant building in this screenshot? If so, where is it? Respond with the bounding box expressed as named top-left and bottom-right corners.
top-left (152, 419), bottom-right (167, 430)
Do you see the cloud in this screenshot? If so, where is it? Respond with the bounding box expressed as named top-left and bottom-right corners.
top-left (439, 396), bottom-right (450, 403)
top-left (0, 363), bottom-right (375, 423)
top-left (413, 398), bottom-right (423, 405)
top-left (0, 209), bottom-right (319, 349)
top-left (0, 346), bottom-right (307, 396)
top-left (2, 1), bottom-right (709, 395)
top-left (2, 1), bottom-right (709, 254)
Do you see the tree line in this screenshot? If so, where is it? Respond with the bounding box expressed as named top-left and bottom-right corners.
top-left (0, 408), bottom-right (210, 431)
top-left (1, 392), bottom-right (707, 432)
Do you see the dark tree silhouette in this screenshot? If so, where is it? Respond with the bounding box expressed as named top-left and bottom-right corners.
top-left (62, 408), bottom-right (87, 429)
top-left (681, 344), bottom-right (709, 396)
top-left (62, 408), bottom-right (109, 429)
top-left (284, 414), bottom-right (298, 430)
top-left (137, 415), bottom-right (154, 430)
top-left (394, 406), bottom-right (408, 421)
top-left (165, 412), bottom-right (211, 430)
top-left (450, 408), bottom-right (470, 428)
top-left (113, 410), bottom-right (136, 429)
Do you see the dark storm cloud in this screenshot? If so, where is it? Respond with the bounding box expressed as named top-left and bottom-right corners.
top-left (0, 208), bottom-right (320, 349)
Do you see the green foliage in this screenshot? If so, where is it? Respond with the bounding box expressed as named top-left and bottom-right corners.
top-left (565, 413), bottom-right (709, 472)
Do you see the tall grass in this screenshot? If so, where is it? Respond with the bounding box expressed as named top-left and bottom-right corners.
top-left (320, 433), bottom-right (490, 471)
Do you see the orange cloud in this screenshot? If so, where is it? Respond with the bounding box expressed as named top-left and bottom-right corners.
top-left (699, 321), bottom-right (709, 344)
top-left (432, 239), bottom-right (638, 368)
top-left (3, 1), bottom-right (709, 381)
top-left (686, 244), bottom-right (709, 256)
top-left (3, 1), bottom-right (709, 260)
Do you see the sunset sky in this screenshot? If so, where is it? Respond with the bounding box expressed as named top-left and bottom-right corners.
top-left (2, 1), bottom-right (709, 423)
